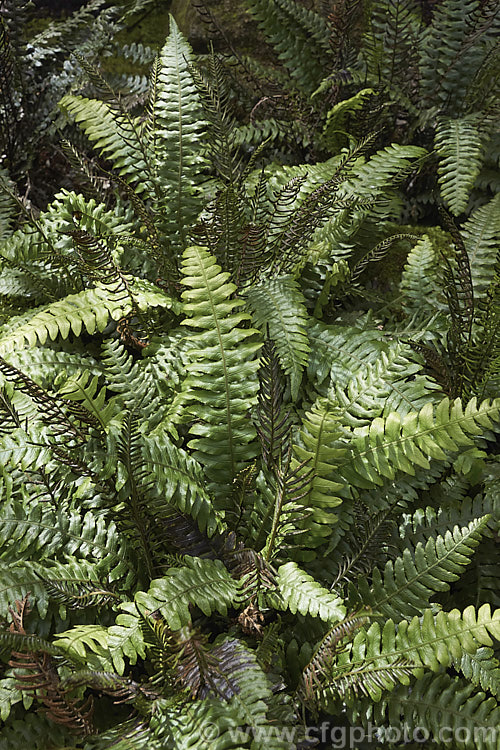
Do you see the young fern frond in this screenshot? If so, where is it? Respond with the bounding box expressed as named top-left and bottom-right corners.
top-left (154, 16), bottom-right (208, 252)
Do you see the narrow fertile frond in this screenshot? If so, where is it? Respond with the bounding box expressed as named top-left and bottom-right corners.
top-left (256, 339), bottom-right (293, 469)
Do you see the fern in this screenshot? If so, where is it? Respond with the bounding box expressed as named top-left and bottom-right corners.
top-left (350, 515), bottom-right (490, 619)
top-left (1, 7), bottom-right (499, 745)
top-left (135, 557), bottom-right (241, 630)
top-left (246, 276), bottom-right (310, 401)
top-left (179, 245), bottom-right (261, 500)
top-left (154, 16), bottom-right (208, 251)
top-left (435, 115), bottom-right (485, 215)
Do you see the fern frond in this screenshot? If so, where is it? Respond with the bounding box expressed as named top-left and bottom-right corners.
top-left (351, 515), bottom-right (490, 619)
top-left (338, 605), bottom-right (500, 691)
top-left (351, 672), bottom-right (500, 746)
top-left (0, 279), bottom-right (175, 357)
top-left (293, 397), bottom-right (345, 544)
top-left (135, 557), bottom-right (241, 630)
top-left (59, 95), bottom-right (153, 195)
top-left (435, 114), bottom-right (484, 215)
top-left (274, 562), bottom-right (345, 623)
top-left (0, 499), bottom-right (130, 583)
top-left (328, 342), bottom-right (443, 428)
top-left (154, 16), bottom-right (208, 251)
top-left (336, 397), bottom-right (500, 491)
top-left (462, 193), bottom-right (500, 300)
top-left (458, 647), bottom-right (500, 698)
top-left (400, 234), bottom-right (446, 317)
top-left (246, 276), bottom-right (310, 401)
top-left (180, 245), bottom-right (261, 500)
top-left (244, 0), bottom-right (331, 94)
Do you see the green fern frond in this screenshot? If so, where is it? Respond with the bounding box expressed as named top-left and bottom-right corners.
top-left (328, 342), bottom-right (443, 428)
top-left (180, 245), bottom-right (261, 499)
top-left (400, 234), bottom-right (447, 317)
top-left (338, 604), bottom-right (500, 690)
top-left (458, 647), bottom-right (500, 698)
top-left (0, 279), bottom-right (175, 357)
top-left (337, 397), bottom-right (500, 490)
top-left (351, 672), bottom-right (500, 748)
top-left (55, 369), bottom-right (114, 431)
top-left (350, 515), bottom-right (490, 619)
top-left (244, 0), bottom-right (331, 94)
top-left (292, 397), bottom-right (345, 542)
top-left (0, 499), bottom-right (130, 582)
top-left (246, 276), bottom-right (310, 401)
top-left (419, 0), bottom-right (497, 111)
top-left (135, 557), bottom-right (241, 630)
top-left (435, 115), bottom-right (484, 215)
top-left (274, 562), bottom-right (345, 623)
top-left (154, 16), bottom-right (208, 251)
top-left (59, 95), bottom-right (153, 195)
top-left (462, 193), bottom-right (500, 300)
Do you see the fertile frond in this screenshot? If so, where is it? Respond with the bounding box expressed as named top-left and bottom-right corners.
top-left (256, 339), bottom-right (293, 468)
